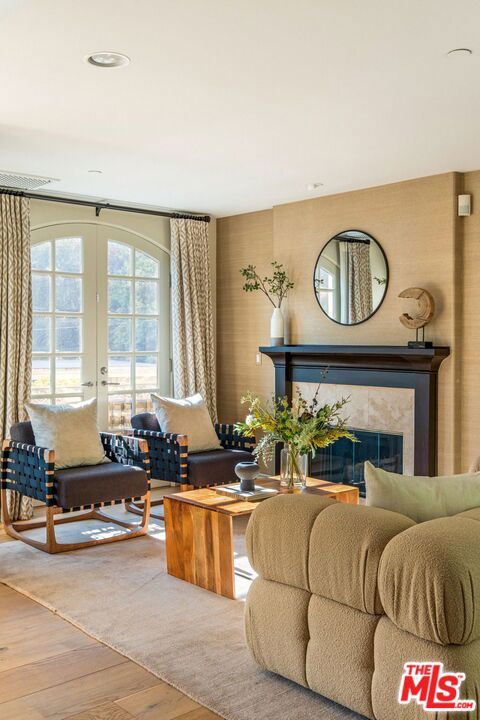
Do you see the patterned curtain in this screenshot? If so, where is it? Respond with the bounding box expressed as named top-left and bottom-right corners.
top-left (338, 242), bottom-right (350, 324)
top-left (0, 194), bottom-right (33, 521)
top-left (349, 242), bottom-right (373, 323)
top-left (170, 218), bottom-right (216, 421)
top-left (339, 241), bottom-right (373, 323)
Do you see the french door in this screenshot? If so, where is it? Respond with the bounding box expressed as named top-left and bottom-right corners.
top-left (30, 223), bottom-right (170, 430)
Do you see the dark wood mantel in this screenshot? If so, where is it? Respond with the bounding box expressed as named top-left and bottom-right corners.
top-left (259, 345), bottom-right (450, 476)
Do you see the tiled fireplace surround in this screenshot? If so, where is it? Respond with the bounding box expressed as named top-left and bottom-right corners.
top-left (294, 382), bottom-right (415, 475)
top-left (260, 345), bottom-right (451, 479)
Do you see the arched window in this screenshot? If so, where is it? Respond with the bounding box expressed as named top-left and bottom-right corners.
top-left (31, 223), bottom-right (170, 430)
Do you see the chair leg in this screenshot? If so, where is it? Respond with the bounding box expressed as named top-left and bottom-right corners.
top-left (128, 484), bottom-right (193, 515)
top-left (140, 490), bottom-right (151, 532)
top-left (1, 489), bottom-right (151, 553)
top-left (128, 483), bottom-right (192, 520)
top-left (2, 491), bottom-right (59, 553)
top-left (126, 496), bottom-right (163, 520)
top-left (45, 506), bottom-right (57, 552)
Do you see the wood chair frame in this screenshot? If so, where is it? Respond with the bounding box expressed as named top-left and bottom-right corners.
top-left (1, 433), bottom-right (151, 553)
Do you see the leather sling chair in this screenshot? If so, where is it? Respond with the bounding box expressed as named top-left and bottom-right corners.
top-left (1, 422), bottom-right (151, 553)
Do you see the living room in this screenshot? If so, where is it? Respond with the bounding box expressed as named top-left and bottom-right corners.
top-left (1, 2), bottom-right (479, 719)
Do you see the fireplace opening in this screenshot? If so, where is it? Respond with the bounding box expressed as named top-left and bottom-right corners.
top-left (311, 429), bottom-right (403, 497)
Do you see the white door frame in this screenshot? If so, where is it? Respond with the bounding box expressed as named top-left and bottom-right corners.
top-left (30, 220), bottom-right (171, 429)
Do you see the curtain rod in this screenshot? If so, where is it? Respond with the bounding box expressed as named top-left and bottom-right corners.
top-left (0, 188), bottom-right (210, 223)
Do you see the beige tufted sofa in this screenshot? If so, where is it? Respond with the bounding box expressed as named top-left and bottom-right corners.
top-left (245, 495), bottom-right (480, 719)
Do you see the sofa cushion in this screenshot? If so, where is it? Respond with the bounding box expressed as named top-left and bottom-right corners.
top-left (307, 594), bottom-right (379, 719)
top-left (456, 506), bottom-right (480, 522)
top-left (246, 494), bottom-right (335, 591)
top-left (379, 516), bottom-right (480, 645)
top-left (55, 463), bottom-right (148, 509)
top-left (187, 448), bottom-right (252, 487)
top-left (245, 578), bottom-right (311, 688)
top-left (151, 393), bottom-right (221, 453)
top-left (365, 460), bottom-right (480, 523)
top-left (25, 398), bottom-right (108, 470)
top-left (372, 617), bottom-right (480, 720)
top-left (308, 504), bottom-right (415, 614)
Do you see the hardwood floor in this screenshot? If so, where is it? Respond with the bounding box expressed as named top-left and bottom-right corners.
top-left (0, 505), bottom-right (220, 720)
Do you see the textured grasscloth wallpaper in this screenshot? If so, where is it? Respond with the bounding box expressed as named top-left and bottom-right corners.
top-left (217, 171), bottom-right (480, 474)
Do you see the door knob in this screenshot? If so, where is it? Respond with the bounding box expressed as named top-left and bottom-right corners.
top-left (100, 366), bottom-right (108, 375)
top-left (81, 381), bottom-right (94, 387)
top-left (101, 380), bottom-right (120, 386)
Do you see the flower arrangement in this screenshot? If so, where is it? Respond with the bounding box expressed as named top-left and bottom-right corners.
top-left (235, 386), bottom-right (357, 489)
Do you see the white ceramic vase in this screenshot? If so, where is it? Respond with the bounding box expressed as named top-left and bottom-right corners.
top-left (270, 307), bottom-right (284, 346)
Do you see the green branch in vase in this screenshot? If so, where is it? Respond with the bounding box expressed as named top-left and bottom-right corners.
top-left (240, 261), bottom-right (294, 309)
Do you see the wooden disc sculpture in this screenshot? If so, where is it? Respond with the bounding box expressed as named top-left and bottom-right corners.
top-left (398, 287), bottom-right (435, 329)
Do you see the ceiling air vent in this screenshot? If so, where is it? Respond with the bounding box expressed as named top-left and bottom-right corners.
top-left (0, 170), bottom-right (59, 191)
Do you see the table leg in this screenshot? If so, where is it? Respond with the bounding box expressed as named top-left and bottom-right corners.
top-left (164, 497), bottom-right (235, 599)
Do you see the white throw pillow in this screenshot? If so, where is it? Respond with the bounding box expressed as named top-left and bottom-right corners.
top-left (150, 393), bottom-right (221, 453)
top-left (365, 460), bottom-right (480, 523)
top-left (25, 398), bottom-right (109, 470)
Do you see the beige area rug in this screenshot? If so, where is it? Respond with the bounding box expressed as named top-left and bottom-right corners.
top-left (0, 511), bottom-right (362, 720)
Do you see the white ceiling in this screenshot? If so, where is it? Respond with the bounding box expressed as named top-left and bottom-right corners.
top-left (0, 0), bottom-right (479, 217)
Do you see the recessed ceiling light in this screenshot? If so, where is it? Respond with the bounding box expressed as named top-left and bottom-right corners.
top-left (87, 169), bottom-right (103, 174)
top-left (87, 52), bottom-right (130, 68)
top-left (307, 182), bottom-right (324, 191)
top-left (447, 48), bottom-right (473, 57)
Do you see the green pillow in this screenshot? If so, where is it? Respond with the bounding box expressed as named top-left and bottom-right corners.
top-left (365, 461), bottom-right (480, 523)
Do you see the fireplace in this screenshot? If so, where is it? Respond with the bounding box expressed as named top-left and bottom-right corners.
top-left (312, 428), bottom-right (403, 497)
top-left (295, 379), bottom-right (413, 495)
top-left (259, 345), bottom-right (450, 480)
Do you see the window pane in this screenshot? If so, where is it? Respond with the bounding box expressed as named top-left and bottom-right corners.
top-left (135, 318), bottom-right (158, 351)
top-left (108, 241), bottom-right (132, 276)
top-left (135, 280), bottom-right (157, 314)
top-left (54, 396), bottom-right (82, 405)
top-left (135, 393), bottom-right (154, 415)
top-left (55, 355), bottom-right (82, 393)
top-left (319, 291), bottom-right (334, 316)
top-left (135, 355), bottom-right (157, 389)
top-left (31, 242), bottom-right (51, 271)
top-left (108, 278), bottom-right (132, 314)
top-left (55, 237), bottom-right (82, 273)
top-left (108, 318), bottom-right (132, 352)
top-left (56, 317), bottom-right (81, 352)
top-left (33, 316), bottom-right (51, 353)
top-left (32, 274), bottom-right (51, 312)
top-left (55, 276), bottom-right (82, 312)
top-left (108, 394), bottom-right (132, 431)
top-left (319, 268), bottom-right (335, 290)
top-left (108, 355), bottom-right (132, 390)
top-left (32, 357), bottom-right (51, 395)
top-left (135, 250), bottom-right (158, 278)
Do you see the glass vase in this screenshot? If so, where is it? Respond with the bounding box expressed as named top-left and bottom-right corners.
top-left (280, 447), bottom-right (308, 490)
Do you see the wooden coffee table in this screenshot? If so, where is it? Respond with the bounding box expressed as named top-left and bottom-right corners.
top-left (163, 477), bottom-right (359, 599)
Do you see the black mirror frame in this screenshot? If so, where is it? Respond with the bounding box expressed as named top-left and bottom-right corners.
top-left (313, 228), bottom-right (389, 327)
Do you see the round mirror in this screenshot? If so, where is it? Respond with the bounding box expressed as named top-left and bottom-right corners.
top-left (313, 230), bottom-right (388, 325)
